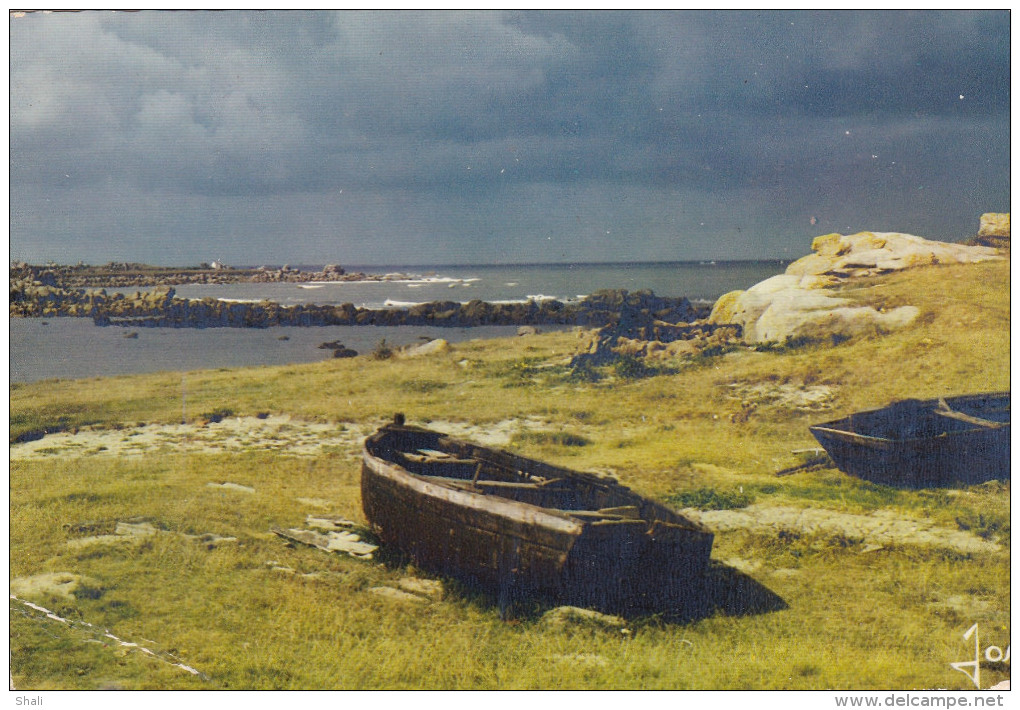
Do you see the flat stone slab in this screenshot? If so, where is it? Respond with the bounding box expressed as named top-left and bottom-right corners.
top-left (305, 515), bottom-right (358, 531)
top-left (272, 527), bottom-right (378, 559)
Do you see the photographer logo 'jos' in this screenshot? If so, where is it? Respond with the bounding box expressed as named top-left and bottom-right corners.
top-left (950, 623), bottom-right (1010, 689)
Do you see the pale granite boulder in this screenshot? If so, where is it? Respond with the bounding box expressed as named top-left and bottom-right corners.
top-left (709, 231), bottom-right (998, 345)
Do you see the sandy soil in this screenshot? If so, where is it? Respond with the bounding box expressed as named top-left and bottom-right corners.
top-left (683, 504), bottom-right (1000, 554)
top-left (10, 415), bottom-right (554, 462)
top-left (11, 416), bottom-right (998, 554)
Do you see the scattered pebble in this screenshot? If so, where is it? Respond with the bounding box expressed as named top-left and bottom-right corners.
top-left (206, 482), bottom-right (255, 494)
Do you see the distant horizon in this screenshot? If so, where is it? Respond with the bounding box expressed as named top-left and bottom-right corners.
top-left (10, 11), bottom-right (1007, 266)
top-left (14, 257), bottom-right (798, 271)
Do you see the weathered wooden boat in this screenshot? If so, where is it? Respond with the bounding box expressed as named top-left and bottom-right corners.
top-left (809, 393), bottom-right (1010, 488)
top-left (362, 415), bottom-right (714, 612)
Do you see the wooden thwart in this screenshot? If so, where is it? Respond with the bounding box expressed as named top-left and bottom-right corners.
top-left (935, 400), bottom-right (1007, 429)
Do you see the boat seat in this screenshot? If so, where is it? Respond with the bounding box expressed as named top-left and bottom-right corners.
top-left (398, 451), bottom-right (478, 467)
top-left (553, 506), bottom-right (641, 521)
top-left (935, 400), bottom-right (1008, 429)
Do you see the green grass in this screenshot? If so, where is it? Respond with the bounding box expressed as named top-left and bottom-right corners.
top-left (9, 260), bottom-right (1011, 689)
top-left (666, 487), bottom-right (755, 510)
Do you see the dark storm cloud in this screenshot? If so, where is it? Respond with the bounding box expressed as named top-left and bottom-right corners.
top-left (9, 10), bottom-right (1010, 265)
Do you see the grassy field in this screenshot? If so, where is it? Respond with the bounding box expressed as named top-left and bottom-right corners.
top-left (9, 260), bottom-right (1010, 690)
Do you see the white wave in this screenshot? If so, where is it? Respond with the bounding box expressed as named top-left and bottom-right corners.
top-left (217, 298), bottom-right (265, 304)
top-left (298, 284), bottom-right (325, 289)
top-left (383, 299), bottom-right (423, 308)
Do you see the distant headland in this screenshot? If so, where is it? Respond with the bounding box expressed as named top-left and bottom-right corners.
top-left (8, 261), bottom-right (421, 288)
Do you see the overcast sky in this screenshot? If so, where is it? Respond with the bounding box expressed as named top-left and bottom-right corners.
top-left (9, 10), bottom-right (1010, 266)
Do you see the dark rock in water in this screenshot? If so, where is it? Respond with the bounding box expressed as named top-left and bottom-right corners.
top-left (277, 335), bottom-right (290, 341)
top-left (332, 347), bottom-right (358, 358)
top-left (318, 340), bottom-right (344, 350)
top-left (124, 331), bottom-right (139, 339)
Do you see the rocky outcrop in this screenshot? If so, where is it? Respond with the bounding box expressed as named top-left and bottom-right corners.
top-left (709, 231), bottom-right (1003, 345)
top-left (973, 212), bottom-right (1010, 249)
top-left (784, 231), bottom-right (1001, 279)
top-left (569, 291), bottom-right (735, 366)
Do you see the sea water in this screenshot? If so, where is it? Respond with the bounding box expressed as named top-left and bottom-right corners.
top-left (10, 261), bottom-right (786, 383)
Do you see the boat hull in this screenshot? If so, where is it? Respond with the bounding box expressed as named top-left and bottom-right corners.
top-left (361, 423), bottom-right (713, 612)
top-left (810, 393), bottom-right (1009, 488)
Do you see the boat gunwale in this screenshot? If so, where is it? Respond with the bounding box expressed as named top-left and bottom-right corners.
top-left (810, 393), bottom-right (1010, 445)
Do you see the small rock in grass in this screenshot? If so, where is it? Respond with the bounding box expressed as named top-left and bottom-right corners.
top-left (188, 533), bottom-right (239, 548)
top-left (540, 606), bottom-right (626, 630)
top-left (206, 482), bottom-right (255, 494)
top-left (368, 586), bottom-right (429, 603)
top-left (397, 577), bottom-right (444, 600)
top-left (115, 521), bottom-right (159, 537)
top-left (305, 515), bottom-right (358, 531)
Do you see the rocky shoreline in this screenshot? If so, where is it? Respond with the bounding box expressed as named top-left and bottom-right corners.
top-left (8, 271), bottom-right (712, 332)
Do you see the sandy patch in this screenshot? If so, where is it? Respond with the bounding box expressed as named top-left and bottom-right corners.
top-left (684, 505), bottom-right (999, 554)
top-left (66, 521), bottom-right (159, 550)
top-left (10, 416), bottom-right (553, 461)
top-left (64, 519), bottom-right (239, 551)
top-left (421, 417), bottom-right (555, 447)
top-left (10, 572), bottom-right (92, 600)
top-left (11, 415), bottom-right (371, 460)
top-left (724, 380), bottom-right (835, 411)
